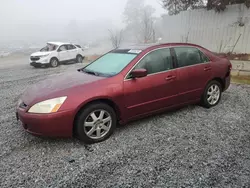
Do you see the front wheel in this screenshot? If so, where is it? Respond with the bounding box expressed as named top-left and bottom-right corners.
top-left (75, 103), bottom-right (117, 144)
top-left (76, 55), bottom-right (83, 63)
top-left (201, 80), bottom-right (222, 108)
top-left (50, 58), bottom-right (59, 68)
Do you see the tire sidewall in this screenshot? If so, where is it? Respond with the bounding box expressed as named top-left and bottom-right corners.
top-left (202, 80), bottom-right (222, 108)
top-left (50, 58), bottom-right (59, 67)
top-left (77, 55), bottom-right (83, 63)
top-left (75, 103), bottom-right (117, 144)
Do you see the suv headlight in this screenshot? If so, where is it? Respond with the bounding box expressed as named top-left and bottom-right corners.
top-left (28, 97), bottom-right (67, 114)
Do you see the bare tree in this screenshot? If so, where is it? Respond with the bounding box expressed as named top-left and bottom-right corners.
top-left (162, 0), bottom-right (250, 15)
top-left (141, 6), bottom-right (155, 43)
top-left (123, 0), bottom-right (156, 43)
top-left (108, 29), bottom-right (123, 49)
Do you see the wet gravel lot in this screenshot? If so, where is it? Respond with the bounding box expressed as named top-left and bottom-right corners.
top-left (0, 61), bottom-right (250, 188)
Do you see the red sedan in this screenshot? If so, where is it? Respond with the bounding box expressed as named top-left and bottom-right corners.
top-left (16, 43), bottom-right (232, 143)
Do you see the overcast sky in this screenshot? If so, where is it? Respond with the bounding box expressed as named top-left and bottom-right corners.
top-left (0, 0), bottom-right (165, 25)
top-left (0, 0), bottom-right (165, 46)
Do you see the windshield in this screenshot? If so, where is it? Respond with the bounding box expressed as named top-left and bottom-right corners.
top-left (75, 44), bottom-right (81, 48)
top-left (40, 44), bottom-right (58, 52)
top-left (82, 52), bottom-right (137, 77)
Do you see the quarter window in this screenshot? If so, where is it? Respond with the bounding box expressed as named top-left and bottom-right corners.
top-left (133, 48), bottom-right (173, 75)
top-left (174, 47), bottom-right (209, 68)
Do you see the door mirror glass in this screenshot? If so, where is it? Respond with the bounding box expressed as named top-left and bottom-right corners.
top-left (130, 69), bottom-right (147, 78)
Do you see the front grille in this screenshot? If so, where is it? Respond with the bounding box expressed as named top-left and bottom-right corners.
top-left (30, 56), bottom-right (40, 61)
top-left (19, 102), bottom-right (28, 109)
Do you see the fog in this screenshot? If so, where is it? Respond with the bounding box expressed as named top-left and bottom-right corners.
top-left (0, 0), bottom-right (165, 49)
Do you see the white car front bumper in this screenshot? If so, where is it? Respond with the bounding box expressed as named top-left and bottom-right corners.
top-left (29, 56), bottom-right (50, 66)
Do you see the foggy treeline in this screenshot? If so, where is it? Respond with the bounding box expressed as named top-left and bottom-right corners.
top-left (0, 0), bottom-right (164, 51)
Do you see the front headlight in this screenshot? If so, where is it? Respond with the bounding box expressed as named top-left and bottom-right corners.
top-left (28, 96), bottom-right (67, 114)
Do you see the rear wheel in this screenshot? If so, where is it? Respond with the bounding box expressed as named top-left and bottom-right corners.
top-left (50, 58), bottom-right (59, 68)
top-left (75, 103), bottom-right (117, 144)
top-left (201, 80), bottom-right (222, 108)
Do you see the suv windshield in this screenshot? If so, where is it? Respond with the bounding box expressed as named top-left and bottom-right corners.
top-left (75, 44), bottom-right (81, 48)
top-left (40, 44), bottom-right (58, 52)
top-left (82, 51), bottom-right (138, 77)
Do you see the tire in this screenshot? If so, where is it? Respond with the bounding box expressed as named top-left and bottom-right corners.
top-left (75, 103), bottom-right (117, 144)
top-left (201, 80), bottom-right (222, 108)
top-left (76, 55), bottom-right (83, 63)
top-left (50, 58), bottom-right (59, 68)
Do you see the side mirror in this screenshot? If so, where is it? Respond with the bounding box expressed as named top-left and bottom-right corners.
top-left (130, 69), bottom-right (147, 78)
top-left (57, 49), bottom-right (61, 52)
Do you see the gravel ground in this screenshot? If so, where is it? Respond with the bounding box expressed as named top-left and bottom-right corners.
top-left (0, 62), bottom-right (250, 188)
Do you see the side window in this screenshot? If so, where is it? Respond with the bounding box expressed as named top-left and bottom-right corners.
top-left (59, 45), bottom-right (67, 51)
top-left (174, 47), bottom-right (206, 68)
top-left (68, 45), bottom-right (76, 50)
top-left (134, 48), bottom-right (173, 75)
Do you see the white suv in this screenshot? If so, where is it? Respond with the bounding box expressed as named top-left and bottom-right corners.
top-left (30, 42), bottom-right (85, 68)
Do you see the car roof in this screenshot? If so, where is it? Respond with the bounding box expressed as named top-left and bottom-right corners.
top-left (47, 42), bottom-right (71, 46)
top-left (117, 42), bottom-right (206, 51)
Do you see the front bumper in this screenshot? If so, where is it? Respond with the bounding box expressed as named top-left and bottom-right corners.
top-left (30, 57), bottom-right (50, 67)
top-left (16, 108), bottom-right (75, 137)
top-left (30, 62), bottom-right (50, 67)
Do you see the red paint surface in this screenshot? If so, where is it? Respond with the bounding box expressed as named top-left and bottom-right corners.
top-left (17, 43), bottom-right (231, 137)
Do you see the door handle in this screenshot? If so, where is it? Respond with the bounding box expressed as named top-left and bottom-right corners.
top-left (165, 75), bottom-right (176, 81)
top-left (204, 67), bottom-right (212, 71)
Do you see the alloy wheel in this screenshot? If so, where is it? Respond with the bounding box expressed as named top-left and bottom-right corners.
top-left (83, 110), bottom-right (112, 139)
top-left (51, 59), bottom-right (58, 67)
top-left (207, 84), bottom-right (220, 105)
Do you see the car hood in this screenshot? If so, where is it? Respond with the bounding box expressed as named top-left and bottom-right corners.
top-left (31, 51), bottom-right (51, 56)
top-left (21, 71), bottom-right (104, 105)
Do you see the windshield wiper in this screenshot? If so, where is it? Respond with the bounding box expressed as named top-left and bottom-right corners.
top-left (78, 68), bottom-right (114, 77)
top-left (80, 69), bottom-right (99, 76)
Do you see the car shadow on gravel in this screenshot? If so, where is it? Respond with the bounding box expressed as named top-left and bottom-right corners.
top-left (116, 104), bottom-right (193, 130)
top-left (30, 61), bottom-right (84, 69)
top-left (21, 132), bottom-right (95, 152)
top-left (27, 105), bottom-right (194, 146)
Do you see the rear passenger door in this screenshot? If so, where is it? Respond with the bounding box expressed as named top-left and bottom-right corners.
top-left (173, 47), bottom-right (212, 103)
top-left (67, 44), bottom-right (78, 60)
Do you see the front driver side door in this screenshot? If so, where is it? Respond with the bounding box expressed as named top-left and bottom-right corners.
top-left (123, 48), bottom-right (179, 119)
top-left (58, 45), bottom-right (70, 62)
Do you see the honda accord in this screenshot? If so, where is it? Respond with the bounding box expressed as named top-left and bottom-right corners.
top-left (16, 43), bottom-right (232, 143)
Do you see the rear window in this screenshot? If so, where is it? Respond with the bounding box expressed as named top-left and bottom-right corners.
top-left (67, 45), bottom-right (76, 50)
top-left (174, 47), bottom-right (209, 68)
